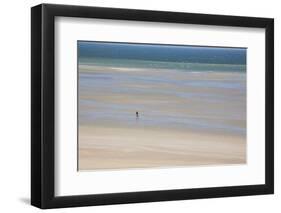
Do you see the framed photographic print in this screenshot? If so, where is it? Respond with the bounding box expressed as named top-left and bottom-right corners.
top-left (31, 3), bottom-right (274, 209)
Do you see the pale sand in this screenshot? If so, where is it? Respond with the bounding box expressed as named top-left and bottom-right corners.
top-left (78, 126), bottom-right (246, 170)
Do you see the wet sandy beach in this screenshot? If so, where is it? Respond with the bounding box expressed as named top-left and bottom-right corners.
top-left (78, 64), bottom-right (246, 170)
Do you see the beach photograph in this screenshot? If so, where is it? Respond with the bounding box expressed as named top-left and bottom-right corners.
top-left (78, 41), bottom-right (247, 171)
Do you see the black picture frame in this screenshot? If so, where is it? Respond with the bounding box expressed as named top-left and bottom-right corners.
top-left (31, 3), bottom-right (274, 209)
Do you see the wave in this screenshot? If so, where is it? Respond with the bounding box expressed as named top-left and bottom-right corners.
top-left (79, 57), bottom-right (246, 73)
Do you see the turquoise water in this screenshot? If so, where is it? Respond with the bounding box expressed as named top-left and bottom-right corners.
top-left (78, 41), bottom-right (246, 65)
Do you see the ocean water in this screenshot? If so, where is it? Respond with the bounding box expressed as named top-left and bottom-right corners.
top-left (78, 42), bottom-right (246, 65)
top-left (78, 42), bottom-right (246, 136)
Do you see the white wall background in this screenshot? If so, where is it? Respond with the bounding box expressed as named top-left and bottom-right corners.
top-left (0, 0), bottom-right (279, 212)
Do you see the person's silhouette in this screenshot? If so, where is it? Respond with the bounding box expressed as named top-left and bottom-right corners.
top-left (136, 111), bottom-right (139, 118)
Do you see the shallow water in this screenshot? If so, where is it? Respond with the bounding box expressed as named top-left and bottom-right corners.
top-left (79, 60), bottom-right (246, 136)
